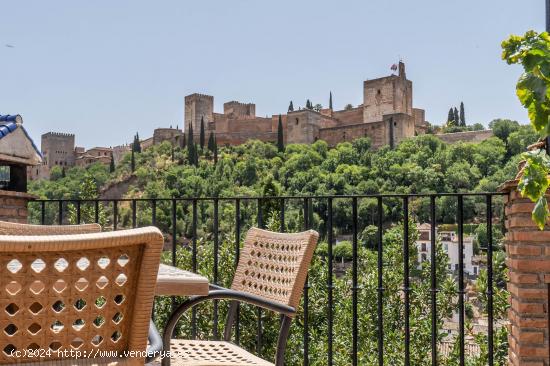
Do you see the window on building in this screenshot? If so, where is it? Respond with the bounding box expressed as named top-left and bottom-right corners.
top-left (295, 118), bottom-right (299, 125)
top-left (421, 253), bottom-right (427, 262)
top-left (421, 243), bottom-right (426, 252)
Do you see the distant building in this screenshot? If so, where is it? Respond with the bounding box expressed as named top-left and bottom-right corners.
top-left (416, 223), bottom-right (479, 276)
top-left (29, 132), bottom-right (114, 180)
top-left (184, 62), bottom-right (428, 149)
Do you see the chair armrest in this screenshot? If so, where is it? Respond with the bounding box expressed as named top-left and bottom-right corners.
top-left (146, 320), bottom-right (163, 363)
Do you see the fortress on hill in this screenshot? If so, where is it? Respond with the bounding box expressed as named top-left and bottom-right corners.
top-left (185, 62), bottom-right (428, 148)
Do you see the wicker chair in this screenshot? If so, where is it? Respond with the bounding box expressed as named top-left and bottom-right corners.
top-left (0, 221), bottom-right (102, 235)
top-left (0, 227), bottom-right (164, 365)
top-left (162, 227), bottom-right (319, 366)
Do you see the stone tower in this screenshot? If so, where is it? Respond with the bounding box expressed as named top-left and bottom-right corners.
top-left (41, 132), bottom-right (75, 168)
top-left (184, 93), bottom-right (214, 132)
top-left (363, 61), bottom-right (413, 123)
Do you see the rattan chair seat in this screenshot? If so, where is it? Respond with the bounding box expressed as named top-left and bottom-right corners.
top-left (159, 340), bottom-right (273, 366)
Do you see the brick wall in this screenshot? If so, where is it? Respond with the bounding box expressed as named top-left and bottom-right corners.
top-left (501, 179), bottom-right (550, 365)
top-left (0, 190), bottom-right (35, 223)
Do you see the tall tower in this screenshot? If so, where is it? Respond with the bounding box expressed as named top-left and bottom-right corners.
top-left (363, 61), bottom-right (413, 123)
top-left (184, 93), bottom-right (214, 132)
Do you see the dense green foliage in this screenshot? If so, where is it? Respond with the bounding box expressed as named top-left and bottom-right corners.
top-left (502, 31), bottom-right (550, 228)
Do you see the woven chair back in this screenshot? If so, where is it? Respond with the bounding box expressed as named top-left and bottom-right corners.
top-left (0, 227), bottom-right (163, 365)
top-left (231, 228), bottom-right (319, 311)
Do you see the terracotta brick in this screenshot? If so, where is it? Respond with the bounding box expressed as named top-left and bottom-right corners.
top-left (507, 244), bottom-right (542, 256)
top-left (508, 259), bottom-right (550, 272)
top-left (509, 272), bottom-right (540, 284)
top-left (511, 299), bottom-right (545, 314)
top-left (514, 230), bottom-right (550, 243)
top-left (517, 331), bottom-right (544, 345)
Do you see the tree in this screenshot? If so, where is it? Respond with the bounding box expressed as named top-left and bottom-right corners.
top-left (459, 102), bottom-right (466, 126)
top-left (489, 119), bottom-right (520, 142)
top-left (213, 137), bottom-right (218, 164)
top-left (313, 103), bottom-right (322, 112)
top-left (133, 133), bottom-right (141, 153)
top-left (306, 99), bottom-right (312, 109)
top-left (61, 167), bottom-right (66, 178)
top-left (208, 131), bottom-right (215, 152)
top-left (453, 107), bottom-right (459, 126)
top-left (277, 114), bottom-right (284, 153)
top-left (329, 91), bottom-right (333, 110)
top-left (447, 108), bottom-right (455, 125)
top-left (109, 155), bottom-right (115, 173)
top-left (345, 103), bottom-right (353, 111)
top-left (193, 143), bottom-right (199, 166)
top-left (182, 133), bottom-right (187, 149)
top-left (288, 101), bottom-right (294, 112)
top-left (187, 123), bottom-right (194, 148)
top-left (200, 117), bottom-right (205, 150)
top-left (188, 140), bottom-right (195, 166)
top-left (131, 148), bottom-right (135, 172)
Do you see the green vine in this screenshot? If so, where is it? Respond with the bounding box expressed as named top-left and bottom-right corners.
top-left (502, 31), bottom-right (550, 229)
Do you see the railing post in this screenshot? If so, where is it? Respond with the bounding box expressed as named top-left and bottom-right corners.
top-left (501, 180), bottom-right (550, 365)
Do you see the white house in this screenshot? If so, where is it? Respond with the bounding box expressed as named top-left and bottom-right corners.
top-left (415, 223), bottom-right (479, 276)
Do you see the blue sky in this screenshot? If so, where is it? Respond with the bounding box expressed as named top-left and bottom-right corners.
top-left (0, 0), bottom-right (543, 148)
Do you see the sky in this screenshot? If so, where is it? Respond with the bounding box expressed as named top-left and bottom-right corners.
top-left (0, 0), bottom-right (544, 149)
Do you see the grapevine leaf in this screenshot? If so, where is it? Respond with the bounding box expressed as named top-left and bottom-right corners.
top-left (533, 196), bottom-right (549, 230)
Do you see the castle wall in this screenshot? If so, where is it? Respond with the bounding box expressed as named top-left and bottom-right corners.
top-left (223, 101), bottom-right (256, 118)
top-left (286, 110), bottom-right (321, 144)
top-left (215, 131), bottom-right (277, 146)
top-left (332, 107), bottom-right (364, 125)
top-left (434, 130), bottom-right (493, 144)
top-left (153, 128), bottom-right (184, 146)
top-left (363, 76), bottom-right (413, 123)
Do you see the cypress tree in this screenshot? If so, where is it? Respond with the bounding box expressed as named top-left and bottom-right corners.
top-left (459, 102), bottom-right (466, 126)
top-left (134, 133), bottom-right (141, 153)
top-left (109, 155), bottom-right (115, 173)
top-left (329, 91), bottom-right (333, 110)
top-left (447, 108), bottom-right (455, 125)
top-left (288, 101), bottom-right (294, 112)
top-left (306, 99), bottom-right (312, 109)
top-left (453, 107), bottom-right (459, 126)
top-left (208, 131), bottom-right (215, 152)
top-left (200, 117), bottom-right (205, 150)
top-left (194, 143), bottom-right (199, 166)
top-left (182, 133), bottom-right (187, 148)
top-left (131, 149), bottom-right (135, 172)
top-left (213, 137), bottom-right (218, 164)
top-left (61, 167), bottom-right (66, 178)
top-left (277, 114), bottom-right (284, 153)
top-left (187, 123), bottom-right (194, 148)
top-left (187, 136), bottom-right (195, 165)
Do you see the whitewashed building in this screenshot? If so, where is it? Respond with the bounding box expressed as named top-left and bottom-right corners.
top-left (416, 223), bottom-right (479, 276)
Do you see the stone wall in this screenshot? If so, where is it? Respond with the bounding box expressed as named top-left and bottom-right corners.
top-left (435, 130), bottom-right (493, 144)
top-left (332, 107), bottom-right (364, 125)
top-left (286, 110), bottom-right (322, 144)
top-left (215, 131), bottom-right (277, 146)
top-left (153, 128), bottom-right (184, 146)
top-left (223, 101), bottom-right (256, 118)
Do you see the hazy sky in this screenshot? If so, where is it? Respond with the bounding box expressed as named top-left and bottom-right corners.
top-left (0, 0), bottom-right (543, 148)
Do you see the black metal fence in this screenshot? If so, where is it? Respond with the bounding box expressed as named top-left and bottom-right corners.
top-left (30, 192), bottom-right (506, 366)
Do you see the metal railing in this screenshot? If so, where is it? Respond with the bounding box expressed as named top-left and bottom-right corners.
top-left (30, 192), bottom-right (506, 366)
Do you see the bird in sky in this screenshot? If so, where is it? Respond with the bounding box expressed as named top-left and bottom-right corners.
top-left (5, 44), bottom-right (14, 48)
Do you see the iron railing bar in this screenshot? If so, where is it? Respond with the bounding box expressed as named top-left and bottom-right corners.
top-left (256, 198), bottom-right (263, 355)
top-left (76, 201), bottom-right (81, 224)
top-left (132, 199), bottom-right (137, 228)
top-left (40, 201), bottom-right (45, 225)
top-left (213, 198), bottom-right (219, 340)
top-left (234, 198), bottom-right (241, 345)
top-left (486, 194), bottom-right (494, 366)
top-left (58, 201), bottom-right (63, 225)
top-left (352, 197), bottom-right (359, 366)
top-left (303, 198), bottom-right (310, 366)
top-left (403, 197), bottom-right (410, 366)
top-left (377, 196), bottom-right (384, 366)
top-left (94, 200), bottom-right (99, 224)
top-left (458, 195), bottom-right (465, 366)
top-left (171, 198), bottom-right (177, 312)
top-left (191, 199), bottom-right (198, 339)
top-left (430, 195), bottom-right (437, 366)
top-left (327, 197), bottom-right (334, 366)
